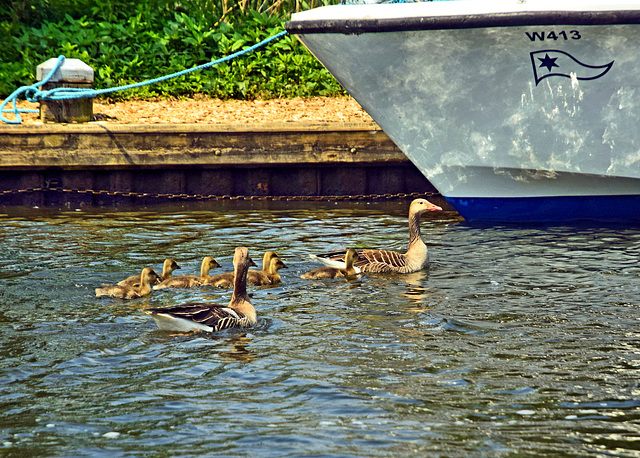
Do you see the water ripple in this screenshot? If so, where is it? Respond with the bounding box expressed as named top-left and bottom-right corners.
top-left (1, 203), bottom-right (640, 455)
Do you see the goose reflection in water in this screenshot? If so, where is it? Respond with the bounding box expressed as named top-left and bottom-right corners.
top-left (401, 270), bottom-right (434, 308)
top-left (216, 334), bottom-right (257, 363)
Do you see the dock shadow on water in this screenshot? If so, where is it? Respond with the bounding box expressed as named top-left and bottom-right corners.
top-left (1, 200), bottom-right (639, 456)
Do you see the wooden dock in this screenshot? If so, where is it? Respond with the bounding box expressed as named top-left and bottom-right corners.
top-left (0, 121), bottom-right (443, 207)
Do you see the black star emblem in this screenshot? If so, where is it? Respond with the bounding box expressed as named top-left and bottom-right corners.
top-left (538, 53), bottom-right (559, 72)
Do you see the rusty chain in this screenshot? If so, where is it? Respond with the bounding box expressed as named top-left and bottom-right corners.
top-left (0, 186), bottom-right (439, 202)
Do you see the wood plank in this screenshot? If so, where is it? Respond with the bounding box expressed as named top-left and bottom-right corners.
top-left (0, 122), bottom-right (408, 170)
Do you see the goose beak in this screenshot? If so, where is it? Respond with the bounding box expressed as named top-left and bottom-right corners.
top-left (427, 202), bottom-right (443, 211)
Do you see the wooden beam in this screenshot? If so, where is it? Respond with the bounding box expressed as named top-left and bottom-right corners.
top-left (0, 122), bottom-right (407, 170)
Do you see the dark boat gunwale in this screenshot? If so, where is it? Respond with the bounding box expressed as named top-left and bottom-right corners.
top-left (286, 10), bottom-right (640, 34)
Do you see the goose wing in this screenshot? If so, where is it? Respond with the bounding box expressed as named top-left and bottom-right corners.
top-left (247, 270), bottom-right (271, 286)
top-left (153, 275), bottom-right (201, 290)
top-left (358, 249), bottom-right (407, 273)
top-left (300, 266), bottom-right (341, 280)
top-left (117, 275), bottom-right (139, 287)
top-left (118, 272), bottom-right (162, 287)
top-left (204, 272), bottom-right (234, 288)
top-left (145, 303), bottom-right (251, 332)
top-left (96, 285), bottom-right (149, 299)
top-left (310, 249), bottom-right (406, 273)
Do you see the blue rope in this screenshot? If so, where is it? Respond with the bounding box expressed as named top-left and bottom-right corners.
top-left (0, 55), bottom-right (67, 124)
top-left (1, 29), bottom-right (288, 125)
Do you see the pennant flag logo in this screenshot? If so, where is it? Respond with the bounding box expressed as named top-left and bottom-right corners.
top-left (530, 50), bottom-right (613, 85)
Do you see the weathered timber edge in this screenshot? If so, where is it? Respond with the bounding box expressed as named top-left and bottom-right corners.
top-left (0, 121), bottom-right (444, 208)
top-left (0, 121), bottom-right (407, 170)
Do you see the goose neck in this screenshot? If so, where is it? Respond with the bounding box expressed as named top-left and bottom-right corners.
top-left (408, 212), bottom-right (423, 246)
top-left (231, 262), bottom-right (249, 302)
top-left (200, 260), bottom-right (209, 277)
top-left (138, 282), bottom-right (152, 295)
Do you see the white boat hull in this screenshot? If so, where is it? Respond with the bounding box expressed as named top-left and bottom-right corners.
top-left (287, 1), bottom-right (640, 222)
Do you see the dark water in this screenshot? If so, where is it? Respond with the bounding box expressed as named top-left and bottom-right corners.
top-left (1, 200), bottom-right (639, 457)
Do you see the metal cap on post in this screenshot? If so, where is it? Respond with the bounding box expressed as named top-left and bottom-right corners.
top-left (36, 58), bottom-right (94, 123)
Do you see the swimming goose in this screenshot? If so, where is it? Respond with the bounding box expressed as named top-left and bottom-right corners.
top-left (118, 259), bottom-right (181, 287)
top-left (301, 248), bottom-right (359, 280)
top-left (144, 247), bottom-right (258, 332)
top-left (204, 271), bottom-right (234, 288)
top-left (205, 250), bottom-right (286, 288)
top-left (95, 267), bottom-right (160, 299)
top-left (248, 255), bottom-right (287, 286)
top-left (309, 198), bottom-right (442, 273)
top-left (153, 256), bottom-right (221, 290)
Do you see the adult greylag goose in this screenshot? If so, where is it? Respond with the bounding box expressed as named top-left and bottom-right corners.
top-left (95, 267), bottom-right (160, 299)
top-left (153, 256), bottom-right (220, 290)
top-left (118, 259), bottom-right (180, 287)
top-left (309, 198), bottom-right (442, 273)
top-left (301, 248), bottom-right (359, 280)
top-left (145, 247), bottom-right (258, 333)
top-left (205, 250), bottom-right (286, 288)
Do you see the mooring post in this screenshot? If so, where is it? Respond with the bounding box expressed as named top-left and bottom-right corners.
top-left (36, 58), bottom-right (94, 123)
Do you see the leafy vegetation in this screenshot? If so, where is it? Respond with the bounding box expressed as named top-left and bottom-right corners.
top-left (0, 0), bottom-right (346, 99)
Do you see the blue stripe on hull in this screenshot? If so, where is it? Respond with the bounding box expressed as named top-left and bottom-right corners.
top-left (446, 195), bottom-right (640, 223)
